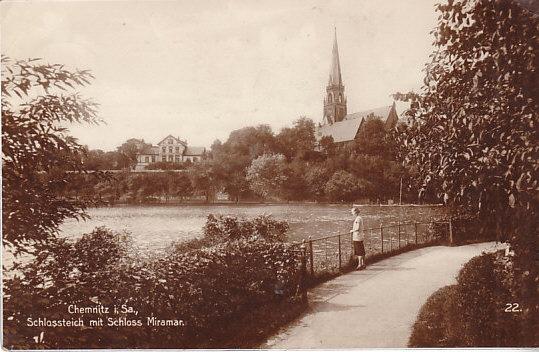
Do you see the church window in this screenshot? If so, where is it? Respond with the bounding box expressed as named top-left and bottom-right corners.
top-left (339, 93), bottom-right (343, 102)
top-left (145, 156), bottom-right (149, 163)
top-left (328, 93), bottom-right (333, 103)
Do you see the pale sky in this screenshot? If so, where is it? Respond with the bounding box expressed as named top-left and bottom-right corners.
top-left (1, 0), bottom-right (438, 151)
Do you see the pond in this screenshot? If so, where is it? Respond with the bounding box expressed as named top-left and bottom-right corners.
top-left (59, 204), bottom-right (448, 251)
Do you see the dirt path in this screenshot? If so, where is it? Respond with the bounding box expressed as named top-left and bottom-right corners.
top-left (263, 242), bottom-right (502, 349)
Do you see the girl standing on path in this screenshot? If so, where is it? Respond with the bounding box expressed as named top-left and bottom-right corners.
top-left (350, 206), bottom-right (366, 270)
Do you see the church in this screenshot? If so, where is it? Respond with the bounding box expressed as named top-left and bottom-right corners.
top-left (316, 31), bottom-right (398, 144)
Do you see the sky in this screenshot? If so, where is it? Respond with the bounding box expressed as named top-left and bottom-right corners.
top-left (1, 0), bottom-right (439, 151)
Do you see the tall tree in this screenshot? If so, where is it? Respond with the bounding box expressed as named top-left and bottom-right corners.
top-left (1, 56), bottom-right (100, 255)
top-left (116, 138), bottom-right (152, 169)
top-left (276, 116), bottom-right (316, 160)
top-left (246, 154), bottom-right (288, 200)
top-left (395, 0), bottom-right (537, 341)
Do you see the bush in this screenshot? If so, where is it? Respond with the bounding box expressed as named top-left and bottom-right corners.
top-left (409, 285), bottom-right (458, 347)
top-left (202, 214), bottom-right (289, 242)
top-left (3, 221), bottom-right (301, 349)
top-left (409, 252), bottom-right (536, 347)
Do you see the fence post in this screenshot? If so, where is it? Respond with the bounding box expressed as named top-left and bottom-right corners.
top-left (414, 222), bottom-right (418, 244)
top-left (380, 223), bottom-right (384, 253)
top-left (308, 236), bottom-right (314, 277)
top-left (449, 218), bottom-right (454, 246)
top-left (338, 234), bottom-right (342, 271)
top-left (398, 222), bottom-right (401, 249)
top-left (389, 226), bottom-right (393, 252)
top-left (299, 240), bottom-right (307, 304)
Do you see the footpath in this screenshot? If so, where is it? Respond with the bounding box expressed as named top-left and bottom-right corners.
top-left (263, 242), bottom-right (502, 349)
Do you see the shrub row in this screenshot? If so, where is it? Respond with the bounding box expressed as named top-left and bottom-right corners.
top-left (3, 216), bottom-right (302, 349)
top-left (409, 252), bottom-right (537, 347)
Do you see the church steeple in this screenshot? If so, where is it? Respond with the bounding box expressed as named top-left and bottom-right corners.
top-left (323, 28), bottom-right (347, 124)
top-left (329, 28), bottom-right (342, 86)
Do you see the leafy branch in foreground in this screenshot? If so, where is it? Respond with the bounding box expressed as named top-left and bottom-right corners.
top-left (2, 56), bottom-right (102, 255)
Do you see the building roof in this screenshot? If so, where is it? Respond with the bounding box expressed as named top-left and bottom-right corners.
top-left (344, 105), bottom-right (393, 121)
top-left (139, 145), bottom-right (160, 155)
top-left (317, 117), bottom-right (364, 143)
top-left (184, 146), bottom-right (206, 156)
top-left (317, 103), bottom-right (398, 143)
top-left (156, 134), bottom-right (187, 146)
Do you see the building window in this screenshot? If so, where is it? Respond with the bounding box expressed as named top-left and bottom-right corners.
top-left (328, 93), bottom-right (333, 103)
top-left (175, 146), bottom-right (179, 153)
top-left (151, 156), bottom-right (156, 162)
top-left (162, 147), bottom-right (166, 153)
top-left (168, 155), bottom-right (173, 162)
top-left (168, 139), bottom-right (173, 144)
top-left (175, 156), bottom-right (181, 162)
top-left (193, 157), bottom-right (198, 162)
top-left (168, 147), bottom-right (172, 153)
top-left (186, 157), bottom-right (191, 162)
top-left (162, 156), bottom-right (166, 162)
top-left (145, 156), bottom-right (149, 163)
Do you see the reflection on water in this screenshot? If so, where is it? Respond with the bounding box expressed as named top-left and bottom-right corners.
top-left (60, 204), bottom-right (447, 251)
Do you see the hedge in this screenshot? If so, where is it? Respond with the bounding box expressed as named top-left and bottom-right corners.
top-left (409, 252), bottom-right (537, 347)
top-left (3, 216), bottom-right (303, 349)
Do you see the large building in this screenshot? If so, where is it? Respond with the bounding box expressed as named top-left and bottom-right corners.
top-left (134, 135), bottom-right (205, 170)
top-left (317, 30), bottom-right (398, 144)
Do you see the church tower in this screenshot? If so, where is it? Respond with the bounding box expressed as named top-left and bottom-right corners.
top-left (323, 29), bottom-right (347, 124)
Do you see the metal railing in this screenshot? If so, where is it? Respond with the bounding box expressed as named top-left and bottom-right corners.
top-left (291, 219), bottom-right (454, 282)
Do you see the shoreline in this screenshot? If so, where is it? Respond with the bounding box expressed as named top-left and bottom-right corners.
top-left (93, 202), bottom-right (445, 208)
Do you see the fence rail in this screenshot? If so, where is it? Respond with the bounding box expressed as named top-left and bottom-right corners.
top-left (290, 219), bottom-right (454, 282)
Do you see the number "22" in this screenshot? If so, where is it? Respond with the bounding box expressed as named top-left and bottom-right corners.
top-left (504, 303), bottom-right (521, 313)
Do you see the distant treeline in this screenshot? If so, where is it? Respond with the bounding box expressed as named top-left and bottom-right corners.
top-left (76, 117), bottom-right (428, 204)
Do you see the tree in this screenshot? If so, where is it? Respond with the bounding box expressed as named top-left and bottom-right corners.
top-left (354, 117), bottom-right (388, 156)
top-left (246, 154), bottom-right (288, 200)
top-left (276, 117), bottom-right (316, 160)
top-left (305, 165), bottom-right (333, 201)
top-left (1, 56), bottom-right (100, 255)
top-left (168, 171), bottom-right (193, 201)
top-left (324, 170), bottom-right (367, 202)
top-left (319, 135), bottom-right (336, 157)
top-left (116, 138), bottom-right (152, 169)
top-left (395, 0), bottom-right (537, 342)
top-left (83, 148), bottom-right (118, 170)
top-left (188, 161), bottom-right (216, 203)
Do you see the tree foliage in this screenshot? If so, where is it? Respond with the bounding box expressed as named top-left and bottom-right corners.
top-left (1, 56), bottom-right (101, 254)
top-left (394, 0), bottom-right (538, 337)
top-left (395, 0), bottom-right (537, 238)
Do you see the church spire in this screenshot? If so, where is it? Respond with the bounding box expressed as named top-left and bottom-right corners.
top-left (323, 28), bottom-right (347, 124)
top-left (329, 27), bottom-right (342, 86)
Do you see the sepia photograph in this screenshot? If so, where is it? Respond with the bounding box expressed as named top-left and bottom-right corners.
top-left (1, 0), bottom-right (537, 349)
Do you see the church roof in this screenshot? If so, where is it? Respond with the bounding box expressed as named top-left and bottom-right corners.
top-left (317, 103), bottom-right (398, 143)
top-left (317, 117), bottom-right (363, 143)
top-left (328, 28), bottom-right (342, 86)
top-left (344, 105), bottom-right (394, 120)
